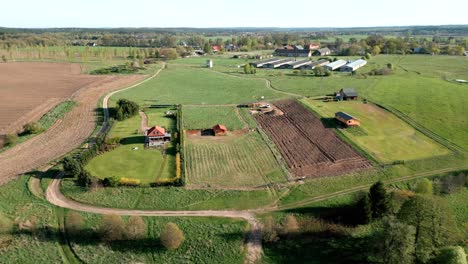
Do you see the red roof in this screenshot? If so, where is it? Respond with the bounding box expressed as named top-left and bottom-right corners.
top-left (147, 126), bottom-right (166, 137)
top-left (212, 45), bottom-right (221, 51)
top-left (212, 124), bottom-right (227, 132)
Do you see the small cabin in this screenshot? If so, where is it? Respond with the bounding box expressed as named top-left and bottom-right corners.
top-left (145, 126), bottom-right (171, 147)
top-left (335, 112), bottom-right (360, 127)
top-left (336, 88), bottom-right (358, 101)
top-left (212, 124), bottom-right (228, 136)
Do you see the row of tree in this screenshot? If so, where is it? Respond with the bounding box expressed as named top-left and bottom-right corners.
top-left (66, 212), bottom-right (185, 250)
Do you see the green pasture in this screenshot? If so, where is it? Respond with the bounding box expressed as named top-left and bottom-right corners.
top-left (145, 107), bottom-right (177, 130)
top-left (110, 64), bottom-right (287, 106)
top-left (183, 105), bottom-right (246, 130)
top-left (186, 132), bottom-right (285, 187)
top-left (302, 99), bottom-right (450, 163)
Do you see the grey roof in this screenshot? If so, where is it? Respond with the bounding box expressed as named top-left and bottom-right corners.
top-left (343, 59), bottom-right (367, 68)
top-left (265, 59), bottom-right (294, 66)
top-left (343, 88), bottom-right (358, 97)
top-left (326, 60), bottom-right (347, 68)
top-left (335, 111), bottom-right (356, 121)
top-left (275, 49), bottom-right (311, 54)
top-left (251, 58), bottom-right (280, 65)
top-left (287, 59), bottom-right (312, 67)
top-left (314, 48), bottom-right (331, 54)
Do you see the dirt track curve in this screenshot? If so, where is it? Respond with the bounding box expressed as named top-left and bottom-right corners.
top-left (0, 74), bottom-right (146, 185)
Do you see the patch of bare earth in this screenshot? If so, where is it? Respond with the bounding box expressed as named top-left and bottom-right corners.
top-left (0, 63), bottom-right (145, 185)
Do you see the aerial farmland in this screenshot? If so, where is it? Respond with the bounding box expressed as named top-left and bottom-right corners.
top-left (0, 22), bottom-right (467, 264)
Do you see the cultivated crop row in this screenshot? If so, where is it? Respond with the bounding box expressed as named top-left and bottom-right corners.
top-left (255, 100), bottom-right (372, 178)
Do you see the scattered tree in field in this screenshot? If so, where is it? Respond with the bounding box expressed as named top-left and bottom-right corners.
top-left (281, 215), bottom-right (299, 237)
top-left (100, 214), bottom-right (126, 242)
top-left (77, 170), bottom-right (91, 187)
top-left (65, 211), bottom-right (85, 236)
top-left (243, 63), bottom-right (256, 74)
top-left (160, 222), bottom-right (185, 250)
top-left (376, 217), bottom-right (416, 264)
top-left (313, 66), bottom-right (325, 76)
top-left (435, 246), bottom-right (467, 264)
top-left (23, 122), bottom-right (44, 134)
top-left (62, 156), bottom-right (82, 177)
top-left (1, 55), bottom-right (6, 62)
top-left (203, 43), bottom-right (211, 54)
top-left (365, 53), bottom-right (372, 59)
top-left (414, 178), bottom-right (433, 194)
top-left (355, 193), bottom-right (372, 224)
top-left (369, 181), bottom-right (389, 218)
top-left (398, 195), bottom-right (459, 264)
top-left (262, 216), bottom-right (279, 243)
top-left (5, 134), bottom-right (18, 146)
top-left (125, 216), bottom-right (146, 240)
top-left (160, 48), bottom-right (178, 60)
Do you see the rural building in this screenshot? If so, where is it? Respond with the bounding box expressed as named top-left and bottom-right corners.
top-left (341, 59), bottom-right (367, 72)
top-left (86, 42), bottom-right (97, 47)
top-left (212, 45), bottom-right (221, 53)
top-left (282, 59), bottom-right (312, 69)
top-left (313, 48), bottom-right (331, 56)
top-left (335, 112), bottom-right (360, 127)
top-left (212, 124), bottom-right (228, 136)
top-left (305, 43), bottom-right (320, 50)
top-left (264, 59), bottom-right (294, 69)
top-left (305, 59), bottom-right (330, 70)
top-left (250, 58), bottom-right (281, 68)
top-left (145, 126), bottom-right (172, 147)
top-left (336, 88), bottom-right (359, 100)
top-left (324, 60), bottom-right (347, 71)
top-left (274, 45), bottom-right (312, 57)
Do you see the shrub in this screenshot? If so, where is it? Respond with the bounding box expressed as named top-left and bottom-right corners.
top-left (175, 153), bottom-right (181, 178)
top-left (65, 211), bottom-right (85, 236)
top-left (105, 137), bottom-right (121, 145)
top-left (369, 181), bottom-right (389, 218)
top-left (5, 134), bottom-right (18, 146)
top-left (77, 170), bottom-right (92, 187)
top-left (125, 216), bottom-right (146, 240)
top-left (355, 193), bottom-right (372, 224)
top-left (281, 215), bottom-right (299, 237)
top-left (100, 214), bottom-right (126, 241)
top-left (23, 122), bottom-right (44, 134)
top-left (414, 178), bottom-right (433, 194)
top-left (102, 176), bottom-right (119, 187)
top-left (119, 177), bottom-right (141, 186)
top-left (435, 246), bottom-right (467, 264)
top-left (160, 222), bottom-right (184, 250)
top-left (262, 216), bottom-right (279, 243)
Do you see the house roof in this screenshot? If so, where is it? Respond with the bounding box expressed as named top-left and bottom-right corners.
top-left (212, 124), bottom-right (227, 131)
top-left (343, 88), bottom-right (358, 97)
top-left (147, 126), bottom-right (166, 136)
top-left (314, 48), bottom-right (330, 54)
top-left (335, 112), bottom-right (356, 121)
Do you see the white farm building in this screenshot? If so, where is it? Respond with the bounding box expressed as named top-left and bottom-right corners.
top-left (341, 59), bottom-right (367, 72)
top-left (324, 60), bottom-right (347, 71)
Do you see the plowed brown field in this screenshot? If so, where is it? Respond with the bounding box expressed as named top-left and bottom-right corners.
top-left (0, 62), bottom-right (145, 185)
top-left (0, 62), bottom-right (104, 135)
top-left (255, 100), bottom-right (372, 178)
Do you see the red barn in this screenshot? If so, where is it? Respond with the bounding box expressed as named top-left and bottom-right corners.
top-left (212, 124), bottom-right (227, 136)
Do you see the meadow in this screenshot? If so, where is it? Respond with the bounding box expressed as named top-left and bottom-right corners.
top-left (110, 64), bottom-right (287, 106)
top-left (183, 105), bottom-right (246, 130)
top-left (185, 132), bottom-right (285, 187)
top-left (301, 99), bottom-right (450, 163)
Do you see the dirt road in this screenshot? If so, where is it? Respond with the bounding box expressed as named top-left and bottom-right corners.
top-left (0, 74), bottom-right (145, 185)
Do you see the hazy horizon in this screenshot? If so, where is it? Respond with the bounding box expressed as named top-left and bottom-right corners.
top-left (1, 0), bottom-right (467, 28)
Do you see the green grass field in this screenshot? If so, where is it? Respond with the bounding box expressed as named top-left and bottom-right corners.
top-left (302, 99), bottom-right (450, 163)
top-left (69, 214), bottom-right (247, 264)
top-left (186, 132), bottom-right (285, 187)
top-left (110, 64), bottom-right (287, 106)
top-left (183, 105), bottom-right (246, 130)
top-left (145, 107), bottom-right (177, 131)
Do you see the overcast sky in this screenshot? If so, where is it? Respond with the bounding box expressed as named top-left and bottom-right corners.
top-left (1, 0), bottom-right (467, 28)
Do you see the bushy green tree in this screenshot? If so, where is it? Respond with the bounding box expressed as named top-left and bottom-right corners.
top-left (62, 156), bottom-right (82, 177)
top-left (435, 246), bottom-right (467, 264)
top-left (355, 194), bottom-right (372, 224)
top-left (115, 99), bottom-right (139, 121)
top-left (5, 134), bottom-right (18, 146)
top-left (398, 195), bottom-right (459, 263)
top-left (376, 217), bottom-right (416, 264)
top-left (23, 122), bottom-right (44, 134)
top-left (369, 181), bottom-right (389, 218)
top-left (125, 216), bottom-right (146, 240)
top-left (414, 178), bottom-right (433, 194)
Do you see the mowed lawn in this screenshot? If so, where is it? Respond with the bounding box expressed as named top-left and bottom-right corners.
top-left (111, 65), bottom-right (287, 105)
top-left (268, 55), bottom-right (468, 150)
top-left (185, 132), bottom-right (285, 187)
top-left (86, 113), bottom-right (175, 183)
top-left (183, 105), bottom-right (246, 130)
top-left (303, 99), bottom-right (450, 163)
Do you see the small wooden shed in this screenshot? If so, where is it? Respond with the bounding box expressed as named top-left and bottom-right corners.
top-left (335, 112), bottom-right (360, 127)
top-left (212, 124), bottom-right (228, 136)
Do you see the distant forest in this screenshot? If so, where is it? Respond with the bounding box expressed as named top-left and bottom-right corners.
top-left (0, 25), bottom-right (467, 56)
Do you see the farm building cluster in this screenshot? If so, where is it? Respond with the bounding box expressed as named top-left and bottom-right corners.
top-left (250, 57), bottom-right (367, 71)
